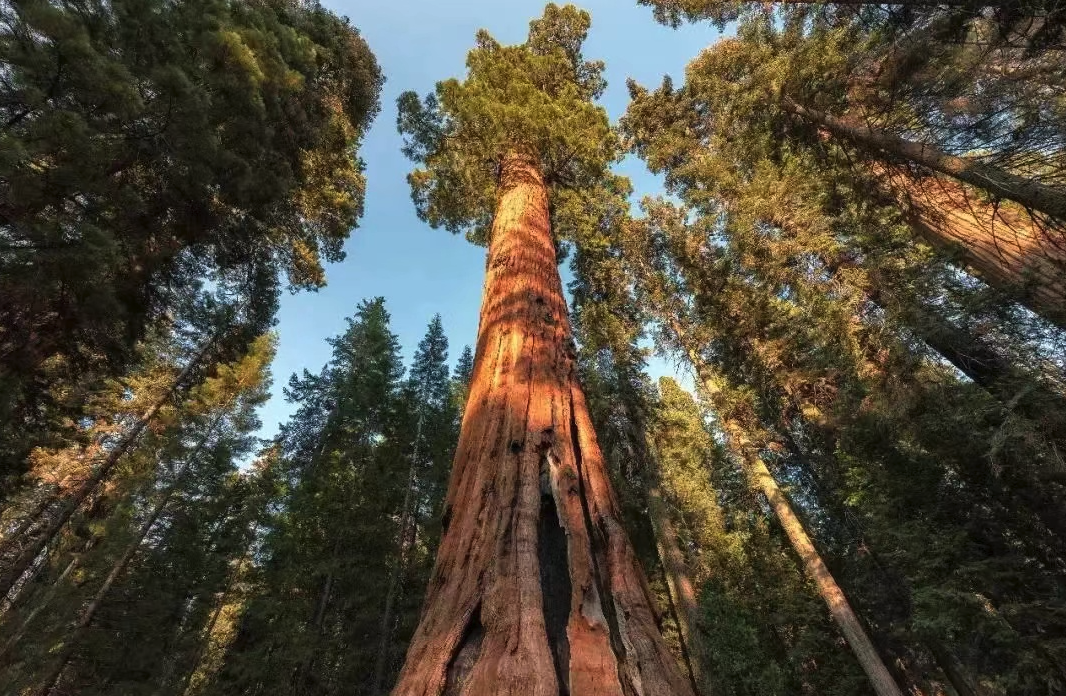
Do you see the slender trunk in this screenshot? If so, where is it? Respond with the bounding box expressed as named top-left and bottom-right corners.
top-left (290, 536), bottom-right (341, 695)
top-left (175, 527), bottom-right (257, 696)
top-left (0, 493), bottom-right (57, 557)
top-left (863, 272), bottom-right (1066, 449)
top-left (670, 319), bottom-right (903, 696)
top-left (373, 414), bottom-right (424, 695)
top-left (745, 454), bottom-right (904, 696)
top-left (929, 641), bottom-right (990, 696)
top-left (0, 536), bottom-right (96, 661)
top-left (36, 481), bottom-right (179, 696)
top-left (0, 337), bottom-right (214, 602)
top-left (645, 480), bottom-right (705, 695)
top-left (391, 153), bottom-right (693, 696)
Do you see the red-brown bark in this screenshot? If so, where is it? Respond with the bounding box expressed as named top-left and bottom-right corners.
top-left (391, 155), bottom-right (693, 696)
top-left (784, 97), bottom-right (1066, 327)
top-left (879, 166), bottom-right (1066, 329)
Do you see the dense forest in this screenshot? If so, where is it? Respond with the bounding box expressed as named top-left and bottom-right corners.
top-left (1, 0), bottom-right (1064, 694)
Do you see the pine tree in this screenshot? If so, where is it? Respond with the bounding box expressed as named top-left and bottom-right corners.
top-left (622, 191), bottom-right (1066, 694)
top-left (0, 333), bottom-right (275, 695)
top-left (451, 346), bottom-right (475, 417)
top-left (0, 0), bottom-right (384, 485)
top-left (622, 17), bottom-right (1066, 329)
top-left (202, 300), bottom-right (463, 696)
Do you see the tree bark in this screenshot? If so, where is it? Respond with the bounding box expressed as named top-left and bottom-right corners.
top-left (672, 323), bottom-right (904, 696)
top-left (391, 153), bottom-right (693, 696)
top-left (783, 96), bottom-right (1066, 327)
top-left (744, 455), bottom-right (904, 696)
top-left (0, 536), bottom-right (96, 662)
top-left (290, 536), bottom-right (342, 696)
top-left (862, 272), bottom-right (1066, 450)
top-left (783, 96), bottom-right (1066, 223)
top-left (0, 336), bottom-right (215, 603)
top-left (174, 527), bottom-right (257, 696)
top-left (878, 167), bottom-right (1066, 330)
top-left (645, 480), bottom-right (705, 695)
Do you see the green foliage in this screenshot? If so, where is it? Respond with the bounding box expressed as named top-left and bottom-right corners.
top-left (0, 329), bottom-right (276, 694)
top-left (0, 0), bottom-right (383, 486)
top-left (396, 3), bottom-right (616, 244)
top-left (203, 301), bottom-right (460, 695)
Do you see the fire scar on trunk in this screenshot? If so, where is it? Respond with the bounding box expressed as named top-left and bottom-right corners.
top-left (390, 155), bottom-right (694, 696)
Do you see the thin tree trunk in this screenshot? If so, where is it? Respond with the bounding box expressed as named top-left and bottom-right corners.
top-left (0, 336), bottom-right (215, 602)
top-left (0, 493), bottom-right (59, 557)
top-left (175, 526), bottom-right (258, 696)
top-left (744, 454), bottom-right (904, 696)
top-left (671, 319), bottom-right (903, 696)
top-left (35, 480), bottom-right (180, 696)
top-left (645, 480), bottom-right (705, 695)
top-left (290, 536), bottom-right (342, 696)
top-left (391, 153), bottom-right (693, 696)
top-left (863, 272), bottom-right (1066, 448)
top-left (0, 536), bottom-right (96, 661)
top-left (373, 414), bottom-right (424, 695)
top-left (929, 641), bottom-right (990, 696)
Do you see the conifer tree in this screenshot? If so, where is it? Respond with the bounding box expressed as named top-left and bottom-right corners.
top-left (623, 16), bottom-right (1066, 329)
top-left (0, 0), bottom-right (383, 485)
top-left (0, 333), bottom-right (275, 695)
top-left (394, 5), bottom-right (691, 694)
top-left (621, 192), bottom-right (1066, 694)
top-left (203, 300), bottom-right (461, 696)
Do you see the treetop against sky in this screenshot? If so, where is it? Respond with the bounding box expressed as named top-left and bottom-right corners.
top-left (259, 0), bottom-right (718, 441)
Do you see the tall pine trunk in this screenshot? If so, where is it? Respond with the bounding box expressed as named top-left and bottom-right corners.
top-left (743, 454), bottom-right (903, 696)
top-left (672, 323), bottom-right (903, 696)
top-left (373, 414), bottom-right (423, 695)
top-left (0, 336), bottom-right (215, 602)
top-left (0, 537), bottom-right (96, 661)
top-left (36, 480), bottom-right (179, 696)
top-left (646, 480), bottom-right (705, 695)
top-left (782, 96), bottom-right (1066, 327)
top-left (391, 154), bottom-right (693, 696)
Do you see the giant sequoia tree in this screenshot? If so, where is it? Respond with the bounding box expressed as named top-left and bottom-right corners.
top-left (393, 5), bottom-right (692, 694)
top-left (624, 11), bottom-right (1066, 329)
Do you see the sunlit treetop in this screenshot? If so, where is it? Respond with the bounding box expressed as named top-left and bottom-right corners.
top-left (397, 3), bottom-right (618, 245)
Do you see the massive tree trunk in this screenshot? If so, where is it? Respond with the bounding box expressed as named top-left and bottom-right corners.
top-left (879, 167), bottom-right (1066, 330)
top-left (391, 154), bottom-right (693, 696)
top-left (0, 337), bottom-right (215, 603)
top-left (782, 96), bottom-right (1066, 327)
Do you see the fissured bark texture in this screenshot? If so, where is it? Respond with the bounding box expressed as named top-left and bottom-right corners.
top-left (391, 155), bottom-right (694, 696)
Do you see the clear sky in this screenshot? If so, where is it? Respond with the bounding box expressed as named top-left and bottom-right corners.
top-left (257, 1), bottom-right (723, 440)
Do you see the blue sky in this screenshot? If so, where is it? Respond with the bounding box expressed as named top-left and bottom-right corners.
top-left (258, 1), bottom-right (722, 439)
